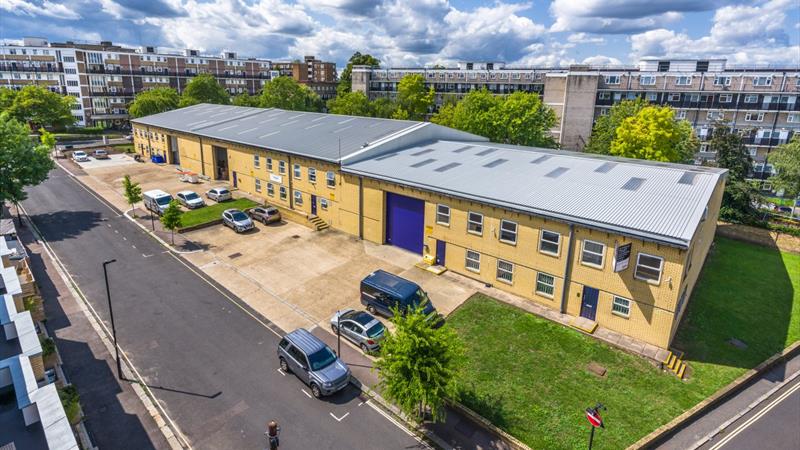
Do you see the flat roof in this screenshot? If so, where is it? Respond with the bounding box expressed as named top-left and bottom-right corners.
top-left (131, 104), bottom-right (423, 163)
top-left (344, 140), bottom-right (726, 247)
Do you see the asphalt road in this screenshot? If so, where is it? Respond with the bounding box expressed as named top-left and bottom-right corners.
top-left (22, 165), bottom-right (424, 450)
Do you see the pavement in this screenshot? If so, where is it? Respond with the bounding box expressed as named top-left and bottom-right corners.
top-left (21, 165), bottom-right (427, 450)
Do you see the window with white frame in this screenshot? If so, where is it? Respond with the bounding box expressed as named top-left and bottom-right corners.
top-left (326, 171), bottom-right (335, 188)
top-left (308, 167), bottom-right (316, 183)
top-left (677, 110), bottom-right (687, 120)
top-left (719, 94), bottom-right (732, 103)
top-left (499, 220), bottom-right (517, 244)
top-left (647, 92), bottom-right (658, 101)
top-left (707, 110), bottom-right (724, 120)
top-left (266, 158), bottom-right (273, 171)
top-left (293, 164), bottom-right (301, 179)
top-left (753, 76), bottom-right (772, 87)
top-left (320, 198), bottom-right (329, 210)
top-left (688, 93), bottom-right (700, 102)
top-left (496, 260), bottom-right (514, 284)
top-left (675, 76), bottom-right (692, 85)
top-left (253, 154), bottom-right (260, 168)
top-left (467, 212), bottom-right (483, 235)
top-left (436, 204), bottom-right (450, 226)
top-left (581, 240), bottom-right (605, 268)
top-left (598, 92), bottom-right (611, 100)
top-left (278, 160), bottom-right (286, 174)
top-left (267, 183), bottom-right (274, 197)
top-left (745, 113), bottom-right (764, 122)
top-left (744, 94), bottom-right (759, 103)
top-left (713, 76), bottom-right (731, 86)
top-left (640, 75), bottom-right (656, 85)
top-left (612, 296), bottom-right (631, 317)
top-left (539, 230), bottom-right (560, 256)
top-left (634, 253), bottom-right (664, 283)
top-left (787, 114), bottom-right (799, 123)
top-left (535, 272), bottom-right (555, 297)
top-left (255, 178), bottom-right (262, 192)
top-left (604, 75), bottom-right (620, 85)
top-left (294, 190), bottom-right (303, 205)
top-left (279, 186), bottom-right (287, 200)
top-left (465, 250), bottom-right (480, 272)
top-left (668, 93), bottom-right (681, 101)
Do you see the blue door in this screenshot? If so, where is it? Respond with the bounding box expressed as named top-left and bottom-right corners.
top-left (581, 287), bottom-right (599, 321)
top-left (435, 240), bottom-right (446, 266)
top-left (385, 192), bottom-right (425, 254)
top-left (311, 195), bottom-right (317, 215)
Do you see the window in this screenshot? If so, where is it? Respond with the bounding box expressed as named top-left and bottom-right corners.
top-left (707, 111), bottom-right (724, 120)
top-left (713, 76), bottom-right (731, 86)
top-left (278, 160), bottom-right (286, 175)
top-left (320, 198), bottom-right (329, 210)
top-left (647, 92), bottom-right (658, 101)
top-left (675, 76), bottom-right (692, 86)
top-left (668, 93), bottom-right (680, 101)
top-left (535, 273), bottom-right (555, 297)
top-left (279, 186), bottom-right (287, 200)
top-left (499, 220), bottom-right (517, 244)
top-left (539, 230), bottom-right (560, 256)
top-left (326, 171), bottom-right (335, 188)
top-left (634, 253), bottom-right (663, 283)
top-left (640, 75), bottom-right (656, 86)
top-left (253, 154), bottom-right (260, 168)
top-left (254, 178), bottom-right (262, 193)
top-left (581, 240), bottom-right (605, 268)
top-left (293, 164), bottom-right (301, 179)
top-left (467, 212), bottom-right (483, 235)
top-left (267, 183), bottom-right (274, 197)
top-left (598, 92), bottom-right (611, 100)
top-left (677, 110), bottom-right (687, 120)
top-left (719, 94), bottom-right (732, 103)
top-left (63, 56), bottom-right (75, 62)
top-left (688, 94), bottom-right (700, 102)
top-left (745, 112), bottom-right (764, 122)
top-left (604, 75), bottom-right (620, 85)
top-left (465, 250), bottom-right (480, 272)
top-left (293, 190), bottom-right (303, 205)
top-left (436, 204), bottom-right (450, 226)
top-left (308, 167), bottom-right (316, 183)
top-left (753, 76), bottom-right (772, 87)
top-left (496, 260), bottom-right (514, 284)
top-left (744, 94), bottom-right (758, 103)
top-left (266, 158), bottom-right (273, 171)
top-left (64, 68), bottom-right (77, 74)
top-left (612, 297), bottom-right (631, 317)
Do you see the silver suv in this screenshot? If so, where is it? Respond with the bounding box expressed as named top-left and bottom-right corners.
top-left (277, 328), bottom-right (351, 398)
top-left (222, 209), bottom-right (253, 233)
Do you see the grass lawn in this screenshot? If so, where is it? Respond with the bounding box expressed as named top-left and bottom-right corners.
top-left (448, 237), bottom-right (799, 449)
top-left (763, 195), bottom-right (796, 207)
top-left (179, 198), bottom-right (259, 229)
top-left (112, 143), bottom-right (134, 153)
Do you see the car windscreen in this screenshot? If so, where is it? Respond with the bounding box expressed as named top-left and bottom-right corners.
top-left (218, 189), bottom-right (229, 195)
top-left (365, 322), bottom-right (385, 338)
top-left (156, 196), bottom-right (172, 206)
top-left (184, 192), bottom-right (199, 200)
top-left (308, 347), bottom-right (337, 371)
top-left (231, 211), bottom-right (248, 221)
top-left (411, 289), bottom-right (429, 308)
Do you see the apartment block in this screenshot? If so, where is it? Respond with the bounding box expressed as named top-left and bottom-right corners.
top-left (0, 37), bottom-right (336, 128)
top-left (132, 104), bottom-right (725, 349)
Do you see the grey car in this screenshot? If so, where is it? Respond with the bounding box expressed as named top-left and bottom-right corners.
top-left (176, 190), bottom-right (205, 209)
top-left (206, 187), bottom-right (232, 202)
top-left (330, 309), bottom-right (386, 352)
top-left (222, 208), bottom-right (254, 233)
top-left (277, 328), bottom-right (351, 398)
top-left (247, 206), bottom-right (281, 224)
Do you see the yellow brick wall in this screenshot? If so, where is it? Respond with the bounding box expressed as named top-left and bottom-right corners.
top-left (132, 125), bottom-right (170, 162)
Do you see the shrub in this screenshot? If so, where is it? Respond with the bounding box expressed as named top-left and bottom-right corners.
top-left (40, 336), bottom-right (56, 357)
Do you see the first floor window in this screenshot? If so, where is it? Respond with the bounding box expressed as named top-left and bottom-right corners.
top-left (581, 240), bottom-right (605, 268)
top-left (266, 158), bottom-right (273, 171)
top-left (465, 250), bottom-right (480, 272)
top-left (253, 154), bottom-right (260, 168)
top-left (635, 253), bottom-right (664, 283)
top-left (308, 167), bottom-right (317, 183)
top-left (255, 178), bottom-right (262, 192)
top-left (436, 204), bottom-right (450, 226)
top-left (279, 186), bottom-right (287, 200)
top-left (467, 211), bottom-right (483, 235)
top-left (539, 230), bottom-right (560, 256)
top-left (267, 183), bottom-right (274, 197)
top-left (612, 296), bottom-right (631, 317)
top-left (293, 164), bottom-right (301, 179)
top-left (499, 220), bottom-right (518, 244)
top-left (326, 171), bottom-right (336, 188)
top-left (535, 272), bottom-right (555, 297)
top-left (294, 190), bottom-right (303, 205)
top-left (496, 260), bottom-right (514, 284)
top-left (278, 160), bottom-right (286, 174)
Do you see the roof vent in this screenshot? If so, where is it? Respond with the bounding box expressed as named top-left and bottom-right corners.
top-left (411, 158), bottom-right (436, 168)
top-left (375, 153), bottom-right (397, 161)
top-left (531, 155), bottom-right (551, 164)
top-left (452, 145), bottom-right (472, 153)
top-left (545, 167), bottom-right (569, 178)
top-left (483, 158), bottom-right (508, 168)
top-left (678, 171), bottom-right (698, 185)
top-left (412, 148), bottom-right (434, 156)
top-left (595, 162), bottom-right (617, 173)
top-left (435, 162), bottom-right (461, 172)
top-left (622, 177), bottom-right (646, 191)
top-left (476, 148), bottom-right (496, 156)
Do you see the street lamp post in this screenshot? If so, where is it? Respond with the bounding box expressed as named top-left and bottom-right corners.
top-left (103, 259), bottom-right (122, 380)
top-left (336, 310), bottom-right (341, 356)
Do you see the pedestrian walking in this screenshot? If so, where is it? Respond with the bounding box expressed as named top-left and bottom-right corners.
top-left (265, 420), bottom-right (280, 450)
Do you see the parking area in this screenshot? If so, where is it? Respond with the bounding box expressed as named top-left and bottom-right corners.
top-left (72, 153), bottom-right (140, 170)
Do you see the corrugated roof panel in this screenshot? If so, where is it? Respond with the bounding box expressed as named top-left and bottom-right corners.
top-left (595, 162), bottom-right (617, 173)
top-left (622, 177), bottom-right (646, 191)
top-left (545, 167), bottom-right (569, 178)
top-left (678, 171), bottom-right (698, 185)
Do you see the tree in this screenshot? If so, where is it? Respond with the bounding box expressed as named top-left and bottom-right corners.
top-left (710, 125), bottom-right (761, 223)
top-left (5, 85), bottom-right (74, 129)
top-left (122, 175), bottom-right (143, 217)
top-left (179, 73), bottom-right (230, 107)
top-left (232, 92), bottom-right (260, 107)
top-left (768, 136), bottom-right (800, 198)
top-left (492, 91), bottom-right (557, 147)
top-left (610, 106), bottom-right (697, 162)
top-left (128, 87), bottom-right (180, 118)
top-left (393, 74), bottom-right (434, 121)
top-left (326, 91), bottom-right (372, 116)
top-left (0, 114), bottom-right (55, 223)
top-left (160, 200), bottom-right (183, 245)
top-left (369, 97), bottom-right (398, 119)
top-left (338, 52), bottom-right (381, 95)
top-left (375, 304), bottom-right (463, 423)
top-left (259, 77), bottom-right (321, 112)
top-left (585, 98), bottom-right (648, 155)
top-left (431, 89), bottom-right (499, 138)
top-left (0, 87), bottom-right (16, 111)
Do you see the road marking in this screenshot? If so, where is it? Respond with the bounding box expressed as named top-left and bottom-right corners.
top-left (276, 368), bottom-right (286, 376)
top-left (131, 245), bottom-right (136, 249)
top-left (122, 236), bottom-right (127, 240)
top-left (143, 254), bottom-right (153, 258)
top-left (330, 412), bottom-right (349, 422)
top-left (115, 230), bottom-right (119, 234)
top-left (365, 399), bottom-right (433, 449)
top-left (301, 389), bottom-right (312, 399)
top-left (709, 380), bottom-right (800, 449)
top-left (358, 400), bottom-right (368, 406)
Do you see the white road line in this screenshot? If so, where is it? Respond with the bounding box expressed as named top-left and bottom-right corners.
top-left (122, 236), bottom-right (127, 240)
top-left (276, 368), bottom-right (286, 376)
top-left (143, 254), bottom-right (153, 258)
top-left (365, 400), bottom-right (432, 449)
top-left (709, 380), bottom-right (800, 450)
top-left (115, 230), bottom-right (119, 234)
top-left (131, 245), bottom-right (136, 249)
top-left (329, 412), bottom-right (349, 422)
top-left (301, 389), bottom-right (312, 399)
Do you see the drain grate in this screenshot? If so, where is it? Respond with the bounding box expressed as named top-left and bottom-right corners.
top-left (228, 252), bottom-right (242, 259)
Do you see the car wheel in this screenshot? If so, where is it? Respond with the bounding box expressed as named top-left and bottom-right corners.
top-left (367, 305), bottom-right (377, 315)
top-left (310, 383), bottom-right (322, 398)
top-left (360, 343), bottom-right (369, 353)
top-left (331, 324), bottom-right (338, 334)
top-left (279, 357), bottom-right (289, 373)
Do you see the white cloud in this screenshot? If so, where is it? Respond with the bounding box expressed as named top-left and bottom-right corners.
top-left (582, 55), bottom-right (622, 66)
top-left (567, 33), bottom-right (605, 45)
top-left (0, 0), bottom-right (81, 19)
top-left (550, 0), bottom-right (717, 33)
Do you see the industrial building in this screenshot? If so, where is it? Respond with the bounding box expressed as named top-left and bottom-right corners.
top-left (132, 104), bottom-right (726, 349)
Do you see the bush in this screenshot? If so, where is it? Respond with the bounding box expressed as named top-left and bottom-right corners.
top-left (59, 385), bottom-right (81, 424)
top-left (40, 336), bottom-right (56, 357)
top-left (63, 125), bottom-right (107, 135)
top-left (768, 223), bottom-right (800, 237)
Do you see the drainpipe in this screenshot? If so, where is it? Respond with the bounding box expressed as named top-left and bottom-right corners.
top-left (145, 125), bottom-right (152, 158)
top-left (287, 154), bottom-right (294, 210)
top-left (199, 136), bottom-right (206, 177)
top-left (358, 176), bottom-right (364, 240)
top-left (559, 224), bottom-right (575, 314)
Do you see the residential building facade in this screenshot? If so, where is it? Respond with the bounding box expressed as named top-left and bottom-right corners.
top-left (272, 55), bottom-right (338, 101)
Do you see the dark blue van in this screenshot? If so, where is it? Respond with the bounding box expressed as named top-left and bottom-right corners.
top-left (360, 270), bottom-right (438, 319)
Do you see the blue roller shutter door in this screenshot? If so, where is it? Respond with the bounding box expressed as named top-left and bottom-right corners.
top-left (385, 192), bottom-right (425, 254)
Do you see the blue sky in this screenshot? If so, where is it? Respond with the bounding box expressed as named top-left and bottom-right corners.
top-left (1, 1), bottom-right (798, 68)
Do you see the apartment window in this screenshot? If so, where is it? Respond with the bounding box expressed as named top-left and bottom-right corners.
top-left (677, 110), bottom-right (687, 120)
top-left (496, 260), bottom-right (514, 284)
top-left (294, 190), bottom-right (303, 205)
top-left (640, 75), bottom-right (656, 86)
top-left (255, 178), bottom-right (262, 193)
top-left (64, 68), bottom-right (77, 74)
top-left (647, 92), bottom-right (658, 101)
top-left (267, 183), bottom-right (275, 197)
top-left (744, 94), bottom-right (759, 103)
top-left (745, 113), bottom-right (764, 122)
top-left (668, 93), bottom-right (681, 101)
top-left (436, 204), bottom-right (450, 226)
top-left (539, 230), bottom-right (560, 256)
top-left (308, 167), bottom-right (316, 183)
top-left (499, 220), bottom-right (517, 245)
top-left (604, 75), bottom-right (620, 85)
top-left (66, 80), bottom-right (78, 87)
top-left (598, 92), bottom-right (611, 100)
top-left (598, 108), bottom-right (609, 116)
top-left (253, 154), bottom-right (260, 168)
top-left (266, 158), bottom-right (273, 171)
top-left (279, 186), bottom-right (287, 200)
top-left (278, 160), bottom-right (286, 175)
top-left (465, 250), bottom-right (481, 272)
top-left (535, 273), bottom-right (555, 297)
top-left (293, 164), bottom-right (301, 179)
top-left (707, 111), bottom-right (724, 120)
top-left (634, 253), bottom-right (664, 283)
top-left (326, 171), bottom-right (335, 188)
top-left (719, 94), bottom-right (732, 103)
top-left (612, 296), bottom-right (631, 318)
top-left (675, 76), bottom-right (692, 86)
top-left (753, 76), bottom-right (772, 87)
top-left (581, 240), bottom-right (605, 268)
top-left (467, 212), bottom-right (483, 235)
top-left (713, 76), bottom-right (731, 86)
top-left (788, 114), bottom-right (800, 123)
top-left (63, 56), bottom-right (75, 62)
top-left (688, 94), bottom-right (700, 102)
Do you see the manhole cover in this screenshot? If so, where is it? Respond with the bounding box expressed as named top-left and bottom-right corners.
top-left (587, 361), bottom-right (607, 377)
top-left (291, 235), bottom-right (300, 239)
top-left (228, 252), bottom-right (242, 259)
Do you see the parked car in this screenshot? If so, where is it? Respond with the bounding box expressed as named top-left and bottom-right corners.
top-left (143, 189), bottom-right (174, 216)
top-left (206, 187), bottom-right (232, 202)
top-left (330, 309), bottom-right (386, 352)
top-left (360, 270), bottom-right (442, 324)
top-left (93, 149), bottom-right (110, 160)
top-left (222, 209), bottom-right (254, 233)
top-left (176, 190), bottom-right (205, 209)
top-left (71, 150), bottom-right (89, 162)
top-left (246, 206), bottom-right (281, 224)
top-left (277, 328), bottom-right (351, 398)
top-left (777, 206), bottom-right (793, 214)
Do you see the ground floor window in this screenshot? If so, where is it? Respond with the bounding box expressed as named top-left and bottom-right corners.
top-left (267, 183), bottom-right (274, 197)
top-left (254, 178), bottom-right (262, 193)
top-left (320, 198), bottom-right (329, 210)
top-left (294, 190), bottom-right (303, 205)
top-left (279, 186), bottom-right (287, 200)
top-left (496, 259), bottom-right (514, 284)
top-left (535, 272), bottom-right (555, 297)
top-left (612, 296), bottom-right (631, 318)
top-left (465, 250), bottom-right (480, 272)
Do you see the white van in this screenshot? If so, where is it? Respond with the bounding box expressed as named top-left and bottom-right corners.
top-left (143, 189), bottom-right (174, 215)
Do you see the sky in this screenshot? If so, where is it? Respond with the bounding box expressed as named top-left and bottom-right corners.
top-left (1, 0), bottom-right (799, 69)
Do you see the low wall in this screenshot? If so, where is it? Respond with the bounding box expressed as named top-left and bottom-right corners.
top-left (716, 222), bottom-right (800, 254)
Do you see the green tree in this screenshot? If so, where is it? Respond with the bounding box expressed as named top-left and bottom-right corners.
top-left (128, 87), bottom-right (180, 118)
top-left (710, 125), bottom-right (761, 223)
top-left (375, 304), bottom-right (463, 422)
top-left (179, 73), bottom-right (230, 107)
top-left (326, 91), bottom-right (372, 116)
top-left (610, 106), bottom-right (697, 162)
top-left (122, 175), bottom-right (143, 217)
top-left (369, 97), bottom-right (398, 119)
top-left (0, 114), bottom-right (55, 223)
top-left (231, 92), bottom-right (260, 107)
top-left (431, 89), bottom-right (500, 138)
top-left (160, 200), bottom-right (183, 245)
top-left (393, 74), bottom-right (434, 121)
top-left (338, 52), bottom-right (380, 95)
top-left (585, 98), bottom-right (649, 155)
top-left (768, 136), bottom-right (800, 198)
top-left (5, 85), bottom-right (74, 129)
top-left (259, 77), bottom-right (321, 112)
top-left (0, 87), bottom-right (16, 111)
top-left (493, 91), bottom-right (557, 147)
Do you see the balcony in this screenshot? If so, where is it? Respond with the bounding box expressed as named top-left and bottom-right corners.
top-left (0, 64), bottom-right (62, 73)
top-left (89, 89), bottom-right (135, 97)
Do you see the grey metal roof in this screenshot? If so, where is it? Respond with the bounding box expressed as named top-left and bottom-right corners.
top-left (131, 104), bottom-right (422, 162)
top-left (344, 140), bottom-right (727, 247)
